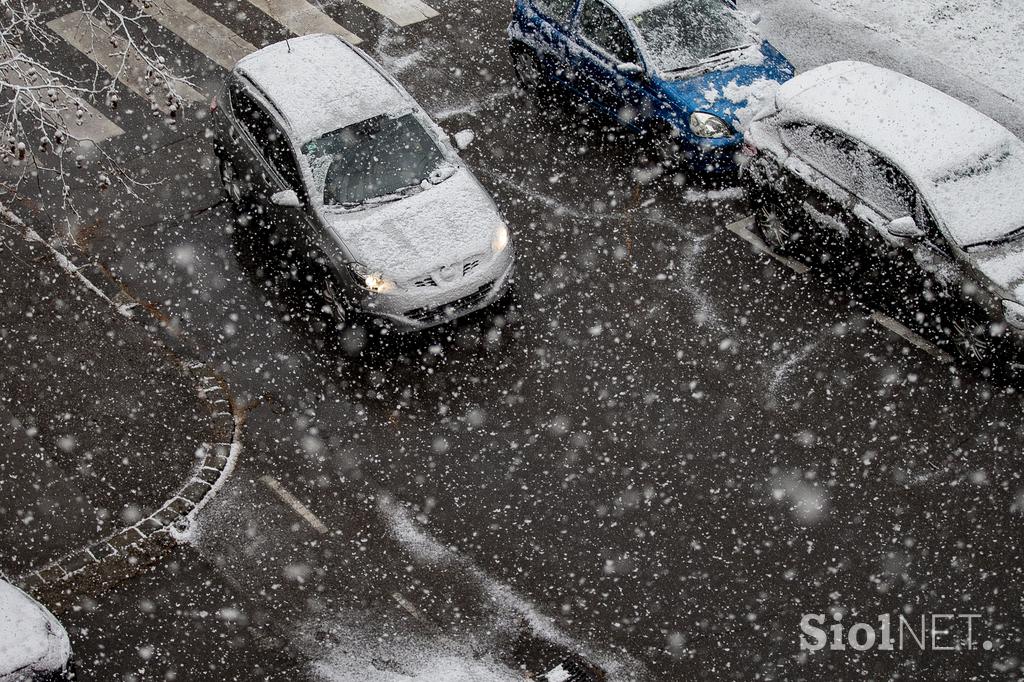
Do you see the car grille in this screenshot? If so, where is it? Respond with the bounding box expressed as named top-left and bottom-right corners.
top-left (408, 253), bottom-right (486, 289)
top-left (405, 282), bottom-right (494, 322)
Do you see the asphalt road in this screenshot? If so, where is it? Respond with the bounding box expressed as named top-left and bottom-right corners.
top-left (9, 0), bottom-right (1024, 679)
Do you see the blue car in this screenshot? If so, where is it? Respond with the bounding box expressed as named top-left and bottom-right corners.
top-left (508, 0), bottom-right (795, 172)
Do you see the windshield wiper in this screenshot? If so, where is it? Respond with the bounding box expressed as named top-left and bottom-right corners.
top-left (700, 43), bottom-right (754, 63)
top-left (965, 225), bottom-right (1024, 252)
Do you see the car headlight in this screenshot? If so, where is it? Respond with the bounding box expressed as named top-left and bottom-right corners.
top-left (1002, 300), bottom-right (1024, 330)
top-left (492, 224), bottom-right (510, 253)
top-left (690, 112), bottom-right (733, 139)
top-left (350, 264), bottom-right (395, 294)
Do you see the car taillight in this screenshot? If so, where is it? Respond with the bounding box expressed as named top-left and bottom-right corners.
top-left (209, 95), bottom-right (218, 113)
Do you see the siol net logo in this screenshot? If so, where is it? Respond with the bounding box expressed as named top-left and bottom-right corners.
top-left (799, 612), bottom-right (991, 652)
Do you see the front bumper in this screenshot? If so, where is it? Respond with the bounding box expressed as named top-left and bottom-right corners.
top-left (363, 251), bottom-right (516, 333)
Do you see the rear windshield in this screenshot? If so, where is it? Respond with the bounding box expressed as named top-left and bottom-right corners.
top-left (301, 113), bottom-right (448, 207)
top-left (629, 0), bottom-right (753, 73)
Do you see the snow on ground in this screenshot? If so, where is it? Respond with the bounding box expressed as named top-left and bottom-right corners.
top-left (309, 615), bottom-right (523, 682)
top-left (807, 0), bottom-right (1024, 104)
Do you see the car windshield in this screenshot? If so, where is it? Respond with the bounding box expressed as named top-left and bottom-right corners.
top-left (628, 0), bottom-right (753, 73)
top-left (301, 113), bottom-right (449, 208)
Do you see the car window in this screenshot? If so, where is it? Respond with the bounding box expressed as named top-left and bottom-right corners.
top-left (578, 0), bottom-right (638, 64)
top-left (853, 149), bottom-right (915, 221)
top-left (781, 124), bottom-right (860, 189)
top-left (536, 0), bottom-right (575, 23)
top-left (629, 0), bottom-right (754, 73)
top-left (231, 85), bottom-right (302, 190)
top-left (301, 113), bottom-right (449, 208)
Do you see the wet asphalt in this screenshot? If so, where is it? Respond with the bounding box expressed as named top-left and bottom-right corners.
top-left (8, 0), bottom-right (1024, 679)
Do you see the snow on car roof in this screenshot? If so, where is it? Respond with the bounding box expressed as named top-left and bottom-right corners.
top-left (0, 580), bottom-right (71, 676)
top-left (234, 34), bottom-right (410, 143)
top-left (775, 61), bottom-right (1024, 247)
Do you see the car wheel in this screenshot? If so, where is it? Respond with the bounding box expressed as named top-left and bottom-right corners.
top-left (322, 277), bottom-right (349, 328)
top-left (511, 48), bottom-right (545, 96)
top-left (646, 122), bottom-right (682, 169)
top-left (755, 202), bottom-right (797, 254)
top-left (949, 314), bottom-right (994, 362)
top-left (219, 158), bottom-right (246, 206)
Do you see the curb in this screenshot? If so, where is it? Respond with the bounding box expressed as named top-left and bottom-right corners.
top-left (3, 214), bottom-right (243, 607)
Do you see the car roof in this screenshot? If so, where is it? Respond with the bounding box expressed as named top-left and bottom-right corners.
top-left (773, 61), bottom-right (1024, 246)
top-left (233, 34), bottom-right (411, 143)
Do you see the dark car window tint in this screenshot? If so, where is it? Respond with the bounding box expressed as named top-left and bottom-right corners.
top-left (781, 124), bottom-right (859, 189)
top-left (231, 86), bottom-right (301, 190)
top-left (231, 87), bottom-right (268, 143)
top-left (537, 0), bottom-right (575, 23)
top-left (578, 0), bottom-right (638, 64)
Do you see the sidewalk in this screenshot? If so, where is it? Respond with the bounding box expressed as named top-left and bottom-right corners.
top-left (0, 219), bottom-right (232, 589)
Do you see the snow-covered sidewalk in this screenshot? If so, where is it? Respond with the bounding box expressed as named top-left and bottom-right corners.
top-left (745, 0), bottom-right (1024, 137)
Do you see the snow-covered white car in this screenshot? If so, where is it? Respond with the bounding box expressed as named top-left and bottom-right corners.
top-left (741, 61), bottom-right (1024, 359)
top-left (0, 579), bottom-right (73, 681)
top-left (213, 34), bottom-right (515, 332)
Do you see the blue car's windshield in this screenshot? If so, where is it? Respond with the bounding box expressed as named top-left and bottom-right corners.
top-left (628, 0), bottom-right (753, 73)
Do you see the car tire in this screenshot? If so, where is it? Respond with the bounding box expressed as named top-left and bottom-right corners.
top-left (219, 158), bottom-right (247, 207)
top-left (754, 201), bottom-right (799, 255)
top-left (947, 313), bottom-right (995, 362)
top-left (511, 47), bottom-right (546, 98)
top-left (646, 122), bottom-right (682, 170)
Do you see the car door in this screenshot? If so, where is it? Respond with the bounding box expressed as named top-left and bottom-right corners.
top-left (570, 0), bottom-right (649, 127)
top-left (776, 123), bottom-right (860, 258)
top-left (522, 0), bottom-right (579, 84)
top-left (230, 83), bottom-right (309, 227)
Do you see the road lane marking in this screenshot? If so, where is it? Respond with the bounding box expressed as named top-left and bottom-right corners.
top-left (870, 312), bottom-right (953, 363)
top-left (135, 0), bottom-right (256, 70)
top-left (47, 11), bottom-right (205, 111)
top-left (357, 0), bottom-right (438, 26)
top-left (244, 0), bottom-right (362, 44)
top-left (391, 592), bottom-right (431, 624)
top-left (259, 475), bottom-right (329, 534)
top-left (0, 60), bottom-right (124, 144)
top-left (724, 216), bottom-right (810, 275)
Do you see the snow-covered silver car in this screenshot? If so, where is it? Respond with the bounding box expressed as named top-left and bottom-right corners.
top-left (213, 34), bottom-right (515, 332)
top-left (742, 61), bottom-right (1024, 359)
top-left (1, 579), bottom-right (73, 681)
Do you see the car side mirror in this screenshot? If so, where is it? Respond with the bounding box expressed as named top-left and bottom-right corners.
top-left (453, 129), bottom-right (475, 151)
top-left (885, 216), bottom-right (925, 240)
top-left (270, 189), bottom-right (301, 208)
top-left (616, 62), bottom-right (644, 78)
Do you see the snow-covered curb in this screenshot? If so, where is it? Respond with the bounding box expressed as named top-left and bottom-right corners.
top-left (3, 204), bottom-right (245, 602)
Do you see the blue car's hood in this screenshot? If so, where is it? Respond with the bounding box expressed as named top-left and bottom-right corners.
top-left (654, 42), bottom-right (795, 131)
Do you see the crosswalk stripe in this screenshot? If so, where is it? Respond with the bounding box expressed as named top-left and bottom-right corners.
top-left (47, 11), bottom-right (205, 113)
top-left (357, 0), bottom-right (438, 26)
top-left (137, 0), bottom-right (257, 71)
top-left (244, 0), bottom-right (363, 45)
top-left (0, 61), bottom-right (124, 145)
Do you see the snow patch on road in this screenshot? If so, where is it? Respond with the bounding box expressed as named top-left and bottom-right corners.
top-left (378, 498), bottom-right (648, 680)
top-left (307, 612), bottom-right (522, 682)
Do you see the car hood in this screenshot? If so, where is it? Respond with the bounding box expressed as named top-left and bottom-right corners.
top-left (969, 239), bottom-right (1024, 304)
top-left (0, 581), bottom-right (71, 677)
top-left (656, 41), bottom-right (795, 133)
top-left (322, 168), bottom-right (504, 283)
